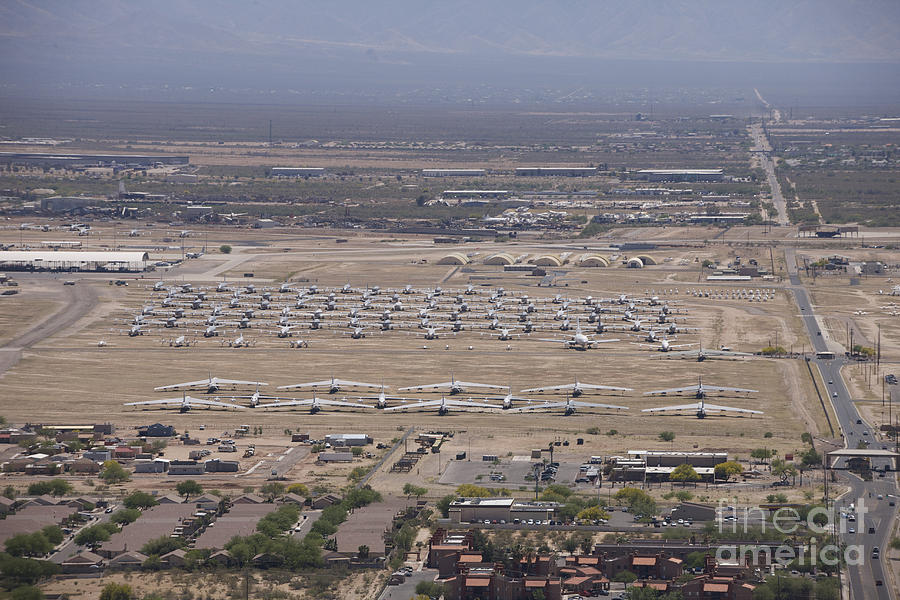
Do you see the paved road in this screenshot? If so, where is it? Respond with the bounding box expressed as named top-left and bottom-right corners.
top-left (0, 277), bottom-right (98, 376)
top-left (785, 248), bottom-right (897, 599)
top-left (50, 504), bottom-right (117, 564)
top-left (377, 569), bottom-right (436, 600)
top-left (750, 123), bottom-right (789, 226)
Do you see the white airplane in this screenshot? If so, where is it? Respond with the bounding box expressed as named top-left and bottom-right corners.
top-left (399, 374), bottom-right (507, 396)
top-left (664, 348), bottom-right (752, 362)
top-left (288, 339), bottom-right (309, 348)
top-left (124, 393), bottom-right (247, 413)
top-left (257, 394), bottom-right (374, 413)
top-left (223, 334), bottom-right (253, 348)
top-left (642, 398), bottom-right (763, 419)
top-left (511, 395), bottom-right (629, 416)
top-left (354, 383), bottom-right (415, 408)
top-left (162, 335), bottom-right (194, 347)
top-left (124, 228), bottom-right (140, 236)
top-left (155, 376), bottom-right (267, 394)
top-left (639, 338), bottom-right (696, 352)
top-left (485, 389), bottom-right (540, 409)
top-left (344, 326), bottom-right (369, 339)
top-left (216, 282), bottom-right (230, 292)
top-left (202, 325), bottom-right (219, 338)
top-left (127, 325), bottom-right (147, 337)
top-left (178, 230), bottom-right (193, 238)
top-left (278, 377), bottom-right (382, 394)
top-left (482, 327), bottom-right (524, 341)
top-left (534, 320), bottom-right (619, 350)
top-left (276, 325), bottom-right (299, 338)
top-left (384, 395), bottom-right (497, 415)
top-left (521, 378), bottom-right (632, 397)
top-left (643, 377), bottom-right (758, 399)
top-left (153, 281), bottom-right (167, 291)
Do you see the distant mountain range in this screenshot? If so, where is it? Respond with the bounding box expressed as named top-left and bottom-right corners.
top-left (2, 0), bottom-right (899, 63)
top-left (1, 0), bottom-right (899, 98)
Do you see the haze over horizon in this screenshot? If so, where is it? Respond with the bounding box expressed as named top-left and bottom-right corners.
top-left (2, 1), bottom-right (900, 106)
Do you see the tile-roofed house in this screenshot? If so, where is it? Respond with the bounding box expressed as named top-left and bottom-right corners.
top-left (161, 548), bottom-right (187, 568)
top-left (99, 503), bottom-right (195, 558)
top-left (232, 493), bottom-right (265, 505)
top-left (195, 503), bottom-right (277, 550)
top-left (61, 551), bottom-right (104, 574)
top-left (108, 551), bottom-right (148, 569)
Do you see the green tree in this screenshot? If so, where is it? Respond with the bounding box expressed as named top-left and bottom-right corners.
top-left (219, 245), bottom-right (232, 254)
top-left (714, 461), bottom-right (743, 482)
top-left (100, 460), bottom-right (130, 484)
top-left (615, 488), bottom-right (658, 517)
top-left (27, 479), bottom-right (72, 497)
top-left (260, 482), bottom-right (285, 502)
top-left (403, 483), bottom-right (428, 502)
top-left (3, 485), bottom-right (16, 500)
top-left (110, 508), bottom-right (141, 525)
top-left (99, 582), bottom-right (134, 600)
top-left (436, 494), bottom-right (456, 517)
top-left (751, 448), bottom-right (774, 464)
top-left (659, 431), bottom-right (675, 443)
top-left (141, 536), bottom-right (187, 556)
top-left (286, 483), bottom-right (309, 497)
top-left (74, 524), bottom-right (116, 547)
top-left (613, 570), bottom-right (638, 584)
top-left (175, 480), bottom-right (203, 500)
top-left (5, 533), bottom-right (53, 557)
top-left (670, 464), bottom-right (701, 484)
top-left (122, 490), bottom-right (157, 510)
top-left (456, 484), bottom-right (492, 497)
top-left (40, 526), bottom-right (63, 545)
top-left (576, 506), bottom-right (610, 523)
top-left (11, 586), bottom-right (45, 600)
top-left (357, 544), bottom-right (369, 559)
top-left (415, 581), bottom-right (445, 598)
top-left (799, 447), bottom-right (822, 468)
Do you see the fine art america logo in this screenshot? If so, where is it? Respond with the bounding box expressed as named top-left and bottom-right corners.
top-left (715, 497), bottom-right (872, 567)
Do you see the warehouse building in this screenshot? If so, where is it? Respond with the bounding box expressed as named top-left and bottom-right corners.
top-left (422, 169), bottom-right (486, 177)
top-left (41, 196), bottom-right (105, 213)
top-left (437, 253), bottom-right (471, 265)
top-left (0, 251), bottom-right (150, 272)
top-left (270, 167), bottom-right (325, 177)
top-left (325, 433), bottom-right (372, 447)
top-left (578, 254), bottom-right (610, 267)
top-left (636, 169), bottom-right (724, 182)
top-left (609, 451), bottom-right (728, 482)
top-left (516, 167), bottom-right (599, 177)
top-left (441, 190), bottom-right (510, 201)
top-left (484, 252), bottom-right (517, 266)
top-left (0, 152), bottom-right (189, 168)
top-left (448, 498), bottom-right (560, 524)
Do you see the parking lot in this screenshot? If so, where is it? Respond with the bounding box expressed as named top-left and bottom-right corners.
top-left (438, 457), bottom-right (594, 489)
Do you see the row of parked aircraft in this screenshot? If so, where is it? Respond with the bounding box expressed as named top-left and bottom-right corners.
top-left (123, 374), bottom-right (761, 418)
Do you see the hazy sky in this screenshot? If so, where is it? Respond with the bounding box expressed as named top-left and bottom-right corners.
top-left (2, 1), bottom-right (899, 103)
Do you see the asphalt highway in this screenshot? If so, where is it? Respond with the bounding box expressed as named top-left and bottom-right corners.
top-left (786, 248), bottom-right (897, 599)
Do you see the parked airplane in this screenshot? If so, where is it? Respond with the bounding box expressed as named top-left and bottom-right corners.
top-left (223, 334), bottom-right (253, 348)
top-left (664, 348), bottom-right (752, 361)
top-left (124, 393), bottom-right (247, 413)
top-left (641, 398), bottom-right (763, 419)
top-left (277, 377), bottom-right (382, 394)
top-left (257, 394), bottom-right (374, 413)
top-left (534, 320), bottom-right (619, 350)
top-left (511, 395), bottom-right (629, 416)
top-left (643, 377), bottom-right (758, 399)
top-left (638, 338), bottom-right (696, 352)
top-left (521, 378), bottom-right (632, 397)
top-left (399, 374), bottom-right (507, 395)
top-left (162, 335), bottom-right (194, 347)
top-left (384, 395), bottom-right (497, 415)
top-left (154, 376), bottom-right (267, 394)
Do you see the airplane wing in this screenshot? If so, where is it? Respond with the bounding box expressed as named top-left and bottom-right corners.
top-left (588, 338), bottom-right (620, 345)
top-left (453, 381), bottom-right (507, 390)
top-left (397, 382), bottom-right (453, 392)
top-left (277, 380), bottom-right (336, 390)
top-left (701, 350), bottom-right (753, 357)
top-left (331, 379), bottom-right (383, 389)
top-left (701, 403), bottom-right (763, 415)
top-left (641, 403), bottom-right (702, 413)
top-left (153, 379), bottom-right (212, 391)
top-left (574, 383), bottom-right (633, 392)
top-left (570, 401), bottom-right (630, 410)
top-left (314, 398), bottom-right (375, 409)
top-left (124, 397), bottom-right (247, 410)
top-left (443, 399), bottom-right (502, 409)
top-left (384, 400), bottom-right (444, 411)
top-left (534, 338), bottom-right (571, 344)
top-left (643, 386), bottom-right (701, 396)
top-left (256, 399), bottom-right (314, 409)
top-left (211, 378), bottom-right (268, 387)
top-left (699, 385), bottom-right (759, 394)
top-left (510, 402), bottom-right (561, 413)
